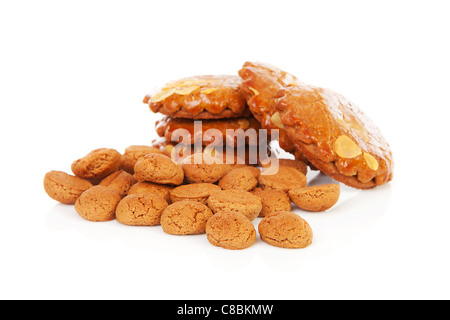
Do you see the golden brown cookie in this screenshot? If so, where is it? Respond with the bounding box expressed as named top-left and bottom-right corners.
top-left (261, 158), bottom-right (308, 176)
top-left (251, 187), bottom-right (292, 217)
top-left (206, 212), bottom-right (256, 250)
top-left (71, 148), bottom-right (122, 181)
top-left (120, 145), bottom-right (163, 174)
top-left (160, 200), bottom-right (213, 235)
top-left (75, 186), bottom-right (121, 222)
top-left (181, 152), bottom-right (230, 184)
top-left (144, 75), bottom-right (250, 119)
top-left (115, 193), bottom-right (169, 226)
top-left (43, 171), bottom-right (93, 204)
top-left (258, 211), bottom-right (313, 249)
top-left (127, 181), bottom-right (172, 202)
top-left (239, 61), bottom-right (394, 189)
top-left (289, 184), bottom-right (340, 212)
top-left (134, 153), bottom-right (184, 185)
top-left (99, 170), bottom-right (137, 198)
top-left (258, 166), bottom-right (307, 193)
top-left (207, 189), bottom-right (262, 221)
top-left (170, 183), bottom-right (222, 204)
top-left (218, 167), bottom-right (258, 191)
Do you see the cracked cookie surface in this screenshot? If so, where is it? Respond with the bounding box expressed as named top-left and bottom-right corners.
top-left (71, 148), bottom-right (122, 181)
top-left (289, 184), bottom-right (340, 212)
top-left (161, 200), bottom-right (213, 235)
top-left (116, 193), bottom-right (169, 226)
top-left (134, 153), bottom-right (184, 185)
top-left (207, 189), bottom-right (262, 221)
top-left (75, 186), bottom-right (121, 222)
top-left (44, 170), bottom-right (93, 204)
top-left (170, 183), bottom-right (222, 204)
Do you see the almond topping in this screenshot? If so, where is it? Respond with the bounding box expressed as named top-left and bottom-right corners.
top-left (174, 86), bottom-right (200, 95)
top-left (150, 88), bottom-right (176, 103)
top-left (363, 152), bottom-right (379, 171)
top-left (334, 135), bottom-right (362, 158)
top-left (249, 87), bottom-right (260, 96)
top-left (270, 112), bottom-right (285, 129)
top-left (200, 88), bottom-right (218, 94)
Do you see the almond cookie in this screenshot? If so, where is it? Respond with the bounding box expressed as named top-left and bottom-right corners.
top-left (43, 171), bottom-right (93, 204)
top-left (127, 181), bottom-right (172, 202)
top-left (71, 148), bottom-right (122, 181)
top-left (289, 184), bottom-right (340, 212)
top-left (144, 75), bottom-right (250, 119)
top-left (134, 153), bottom-right (184, 185)
top-left (218, 167), bottom-right (258, 191)
top-left (99, 170), bottom-right (137, 198)
top-left (251, 187), bottom-right (292, 217)
top-left (207, 189), bottom-right (262, 221)
top-left (258, 166), bottom-right (307, 193)
top-left (75, 186), bottom-right (121, 222)
top-left (116, 193), bottom-right (169, 226)
top-left (170, 183), bottom-right (222, 204)
top-left (120, 145), bottom-right (163, 174)
top-left (206, 212), bottom-right (256, 250)
top-left (258, 211), bottom-right (313, 249)
top-left (161, 200), bottom-right (213, 235)
top-left (239, 61), bottom-right (393, 189)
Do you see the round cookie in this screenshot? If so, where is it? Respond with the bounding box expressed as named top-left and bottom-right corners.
top-left (251, 187), bottom-right (292, 217)
top-left (99, 170), bottom-right (137, 198)
top-left (258, 211), bottom-right (313, 249)
top-left (71, 148), bottom-right (122, 181)
top-left (206, 212), bottom-right (256, 250)
top-left (134, 153), bottom-right (184, 185)
top-left (261, 158), bottom-right (308, 176)
top-left (161, 200), bottom-right (214, 235)
top-left (75, 186), bottom-right (121, 222)
top-left (258, 166), bottom-right (307, 193)
top-left (120, 145), bottom-right (163, 174)
top-left (144, 75), bottom-right (250, 119)
top-left (218, 167), bottom-right (258, 191)
top-left (289, 184), bottom-right (340, 212)
top-left (128, 181), bottom-right (172, 203)
top-left (116, 193), bottom-right (169, 226)
top-left (207, 189), bottom-right (262, 221)
top-left (43, 171), bottom-right (93, 204)
top-left (239, 61), bottom-right (394, 189)
top-left (181, 152), bottom-right (229, 184)
top-left (170, 183), bottom-right (222, 204)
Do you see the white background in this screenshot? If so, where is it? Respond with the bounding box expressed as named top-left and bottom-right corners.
top-left (1, 0), bottom-right (449, 300)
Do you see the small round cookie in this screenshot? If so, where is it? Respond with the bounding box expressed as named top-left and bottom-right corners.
top-left (289, 184), bottom-right (340, 212)
top-left (161, 200), bottom-right (214, 235)
top-left (120, 145), bottom-right (163, 174)
top-left (207, 189), bottom-right (262, 221)
top-left (99, 170), bottom-right (137, 198)
top-left (258, 166), bottom-right (307, 193)
top-left (206, 212), bottom-right (256, 250)
top-left (258, 211), bottom-right (313, 249)
top-left (127, 181), bottom-right (172, 202)
top-left (134, 153), bottom-right (184, 185)
top-left (75, 186), bottom-right (121, 222)
top-left (218, 167), bottom-right (258, 191)
top-left (170, 183), bottom-right (222, 204)
top-left (261, 158), bottom-right (308, 176)
top-left (182, 152), bottom-right (229, 184)
top-left (251, 187), bottom-right (292, 217)
top-left (144, 75), bottom-right (250, 119)
top-left (116, 193), bottom-right (169, 226)
top-left (71, 148), bottom-right (122, 181)
top-left (43, 171), bottom-right (93, 204)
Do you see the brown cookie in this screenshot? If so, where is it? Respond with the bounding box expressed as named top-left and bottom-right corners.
top-left (289, 184), bottom-right (340, 212)
top-left (71, 148), bottom-right (122, 181)
top-left (75, 186), bottom-right (121, 222)
top-left (43, 171), bottom-right (93, 204)
top-left (261, 158), bottom-right (308, 176)
top-left (239, 61), bottom-right (393, 189)
top-left (99, 170), bottom-right (137, 198)
top-left (181, 152), bottom-right (230, 184)
top-left (120, 145), bottom-right (163, 174)
top-left (127, 181), bottom-right (172, 203)
top-left (251, 187), bottom-right (292, 217)
top-left (206, 212), bottom-right (256, 250)
top-left (207, 189), bottom-right (262, 221)
top-left (170, 183), bottom-right (222, 204)
top-left (218, 167), bottom-right (258, 191)
top-left (116, 193), bottom-right (169, 226)
top-left (144, 75), bottom-right (250, 119)
top-left (160, 200), bottom-right (214, 235)
top-left (134, 153), bottom-right (184, 185)
top-left (258, 166), bottom-right (307, 193)
top-left (258, 211), bottom-right (313, 249)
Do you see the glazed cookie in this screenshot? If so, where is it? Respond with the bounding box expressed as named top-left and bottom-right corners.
top-left (239, 61), bottom-right (393, 189)
top-left (251, 187), bottom-right (292, 217)
top-left (127, 181), bottom-right (172, 202)
top-left (116, 193), bottom-right (169, 226)
top-left (160, 200), bottom-right (214, 235)
top-left (206, 212), bottom-right (256, 250)
top-left (207, 189), bottom-right (262, 221)
top-left (43, 171), bottom-right (93, 204)
top-left (289, 184), bottom-right (340, 212)
top-left (71, 148), bottom-right (122, 181)
top-left (218, 167), bottom-right (258, 191)
top-left (170, 183), bottom-right (222, 204)
top-left (258, 211), bottom-right (313, 249)
top-left (75, 186), bottom-right (121, 222)
top-left (99, 170), bottom-right (137, 198)
top-left (120, 145), bottom-right (163, 174)
top-left (258, 166), bottom-right (307, 193)
top-left (134, 153), bottom-right (184, 185)
top-left (144, 75), bottom-right (250, 119)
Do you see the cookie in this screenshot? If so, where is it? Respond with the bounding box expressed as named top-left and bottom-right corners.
top-left (251, 187), bottom-right (292, 217)
top-left (120, 145), bottom-right (163, 174)
top-left (289, 184), bottom-right (340, 212)
top-left (43, 171), bottom-right (93, 204)
top-left (134, 153), bottom-right (184, 185)
top-left (99, 170), bottom-right (137, 198)
top-left (144, 75), bottom-right (250, 119)
top-left (116, 193), bottom-right (169, 226)
top-left (239, 61), bottom-right (393, 189)
top-left (207, 189), bottom-right (262, 221)
top-left (160, 200), bottom-right (213, 235)
top-left (258, 166), bottom-right (307, 193)
top-left (127, 181), bottom-right (172, 202)
top-left (261, 158), bottom-right (308, 176)
top-left (170, 183), bottom-right (222, 204)
top-left (218, 167), bottom-right (258, 191)
top-left (71, 148), bottom-right (122, 181)
top-left (206, 212), bottom-right (256, 250)
top-left (75, 186), bottom-right (121, 222)
top-left (258, 211), bottom-right (313, 249)
top-left (181, 152), bottom-right (230, 184)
